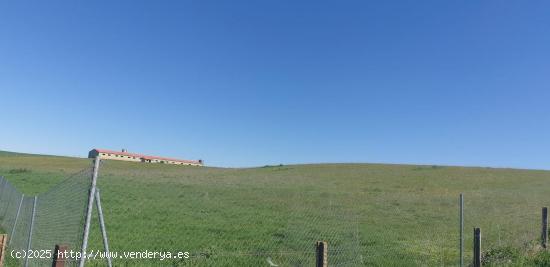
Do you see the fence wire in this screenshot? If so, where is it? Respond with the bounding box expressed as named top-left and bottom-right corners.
top-left (81, 160), bottom-right (362, 267)
top-left (463, 189), bottom-right (547, 266)
top-left (149, 189), bottom-right (362, 266)
top-left (362, 191), bottom-right (550, 266)
top-left (4, 158), bottom-right (550, 267)
top-left (0, 167), bottom-right (92, 266)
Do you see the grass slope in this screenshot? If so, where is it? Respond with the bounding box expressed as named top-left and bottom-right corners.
top-left (1, 151), bottom-right (550, 266)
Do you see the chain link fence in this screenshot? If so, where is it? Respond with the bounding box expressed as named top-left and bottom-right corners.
top-left (1, 162), bottom-right (362, 266)
top-left (359, 188), bottom-right (550, 266)
top-left (92, 189), bottom-right (362, 266)
top-left (79, 159), bottom-right (363, 266)
top-left (3, 160), bottom-right (549, 266)
top-left (462, 189), bottom-right (547, 266)
top-left (0, 167), bottom-right (92, 266)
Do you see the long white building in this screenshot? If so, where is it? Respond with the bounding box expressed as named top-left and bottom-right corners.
top-left (88, 148), bottom-right (203, 166)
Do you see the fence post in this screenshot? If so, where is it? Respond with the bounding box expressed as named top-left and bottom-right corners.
top-left (95, 188), bottom-right (112, 267)
top-left (474, 228), bottom-right (481, 267)
top-left (79, 157), bottom-right (101, 267)
top-left (0, 177), bottom-right (5, 201)
top-left (8, 194), bottom-right (24, 246)
top-left (459, 193), bottom-right (464, 267)
top-left (24, 196), bottom-right (37, 267)
top-left (316, 241), bottom-right (328, 267)
top-left (542, 207), bottom-right (548, 249)
top-left (0, 234), bottom-right (7, 267)
top-left (1, 184), bottom-right (13, 219)
top-left (53, 244), bottom-right (69, 267)
top-left (0, 177), bottom-right (5, 215)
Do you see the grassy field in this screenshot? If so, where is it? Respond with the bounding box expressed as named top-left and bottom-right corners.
top-left (1, 151), bottom-right (550, 266)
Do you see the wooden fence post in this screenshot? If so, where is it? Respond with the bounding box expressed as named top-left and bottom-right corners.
top-left (542, 207), bottom-right (548, 249)
top-left (474, 228), bottom-right (481, 267)
top-left (316, 241), bottom-right (328, 267)
top-left (0, 234), bottom-right (7, 267)
top-left (53, 244), bottom-right (69, 267)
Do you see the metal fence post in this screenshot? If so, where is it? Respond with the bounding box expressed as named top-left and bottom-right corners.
top-left (1, 184), bottom-right (13, 219)
top-left (24, 196), bottom-right (37, 267)
top-left (79, 158), bottom-right (101, 267)
top-left (8, 194), bottom-right (24, 246)
top-left (474, 228), bottom-right (481, 267)
top-left (542, 207), bottom-right (548, 249)
top-left (460, 193), bottom-right (464, 267)
top-left (0, 178), bottom-right (5, 215)
top-left (95, 188), bottom-right (112, 267)
top-left (0, 177), bottom-right (5, 201)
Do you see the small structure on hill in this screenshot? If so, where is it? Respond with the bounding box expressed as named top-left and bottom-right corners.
top-left (88, 148), bottom-right (203, 166)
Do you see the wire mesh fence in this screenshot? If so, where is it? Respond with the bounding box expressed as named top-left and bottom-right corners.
top-left (79, 158), bottom-right (363, 266)
top-left (0, 167), bottom-right (92, 266)
top-left (357, 187), bottom-right (550, 266)
top-left (4, 157), bottom-right (549, 266)
top-left (462, 189), bottom-right (547, 266)
top-left (86, 160), bottom-right (550, 266)
top-left (97, 189), bottom-right (362, 266)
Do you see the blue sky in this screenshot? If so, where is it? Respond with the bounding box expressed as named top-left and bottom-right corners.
top-left (1, 1), bottom-right (549, 169)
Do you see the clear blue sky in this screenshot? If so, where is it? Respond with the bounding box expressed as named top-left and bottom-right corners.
top-left (1, 1), bottom-right (549, 169)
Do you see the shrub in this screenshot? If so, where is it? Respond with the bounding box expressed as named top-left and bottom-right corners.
top-left (482, 246), bottom-right (522, 266)
top-left (8, 168), bottom-right (31, 174)
top-left (533, 251), bottom-right (550, 266)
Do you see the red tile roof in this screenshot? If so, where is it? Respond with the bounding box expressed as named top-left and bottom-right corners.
top-left (92, 149), bottom-right (202, 164)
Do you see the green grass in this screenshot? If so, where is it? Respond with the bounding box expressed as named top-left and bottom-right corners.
top-left (1, 151), bottom-right (550, 266)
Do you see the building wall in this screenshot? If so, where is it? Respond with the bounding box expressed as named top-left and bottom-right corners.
top-left (97, 152), bottom-right (142, 162)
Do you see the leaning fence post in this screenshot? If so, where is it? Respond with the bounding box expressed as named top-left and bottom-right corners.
top-left (542, 207), bottom-right (548, 249)
top-left (95, 188), bottom-right (112, 267)
top-left (79, 157), bottom-right (101, 267)
top-left (316, 241), bottom-right (328, 267)
top-left (474, 228), bottom-right (481, 267)
top-left (8, 194), bottom-right (24, 246)
top-left (53, 244), bottom-right (69, 267)
top-left (459, 193), bottom-right (464, 267)
top-left (24, 196), bottom-right (37, 267)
